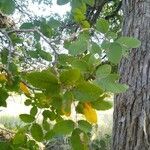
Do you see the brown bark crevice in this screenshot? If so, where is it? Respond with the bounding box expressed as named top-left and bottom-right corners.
top-left (112, 0), bottom-right (150, 150)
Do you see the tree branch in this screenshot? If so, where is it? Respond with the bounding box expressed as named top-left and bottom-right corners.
top-left (1, 28), bottom-right (59, 68)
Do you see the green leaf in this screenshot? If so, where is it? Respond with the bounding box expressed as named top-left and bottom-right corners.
top-left (91, 100), bottom-right (112, 110)
top-left (51, 96), bottom-right (63, 111)
top-left (68, 40), bottom-right (87, 55)
top-left (0, 0), bottom-right (15, 14)
top-left (0, 142), bottom-right (11, 150)
top-left (117, 37), bottom-right (141, 48)
top-left (53, 120), bottom-right (75, 135)
top-left (13, 132), bottom-right (27, 145)
top-left (58, 54), bottom-right (74, 65)
top-left (40, 23), bottom-right (53, 38)
top-left (60, 68), bottom-right (80, 85)
top-left (42, 110), bottom-right (56, 121)
top-left (19, 114), bottom-right (35, 123)
top-left (57, 0), bottom-right (70, 5)
top-left (1, 48), bottom-right (9, 64)
top-left (27, 140), bottom-right (39, 150)
top-left (55, 116), bottom-right (64, 122)
top-left (106, 31), bottom-right (117, 40)
top-left (83, 0), bottom-right (94, 6)
top-left (42, 110), bottom-right (52, 118)
top-left (81, 20), bottom-right (90, 28)
top-left (76, 102), bottom-right (84, 114)
top-left (10, 33), bottom-right (23, 44)
top-left (31, 123), bottom-right (44, 142)
top-left (8, 62), bottom-right (18, 75)
top-left (73, 82), bottom-right (103, 102)
top-left (106, 42), bottom-right (122, 64)
top-left (78, 120), bottom-right (92, 133)
top-left (88, 54), bottom-right (100, 67)
top-left (101, 40), bottom-right (110, 50)
top-left (42, 119), bottom-right (50, 131)
top-left (71, 60), bottom-right (89, 72)
top-left (90, 42), bottom-right (101, 54)
top-left (24, 99), bottom-right (32, 106)
top-left (33, 20), bottom-right (41, 26)
top-left (35, 42), bottom-right (41, 51)
top-left (5, 75), bottom-right (20, 91)
top-left (38, 50), bottom-right (52, 61)
top-left (0, 88), bottom-right (9, 107)
top-left (96, 74), bottom-right (129, 93)
top-left (64, 40), bottom-right (71, 49)
top-left (35, 93), bottom-right (51, 108)
top-left (96, 19), bottom-right (109, 34)
top-left (108, 82), bottom-right (129, 93)
top-left (71, 0), bottom-right (86, 11)
top-left (34, 32), bottom-right (40, 41)
top-left (48, 18), bottom-right (61, 29)
top-left (68, 35), bottom-right (88, 55)
top-left (27, 51), bottom-right (39, 58)
top-left (96, 64), bottom-right (111, 79)
top-left (62, 91), bottom-right (73, 115)
top-left (71, 128), bottom-right (88, 150)
top-left (45, 130), bottom-right (56, 140)
top-left (20, 22), bottom-right (34, 29)
top-left (26, 70), bottom-right (60, 95)
top-left (73, 8), bottom-right (86, 23)
top-left (30, 106), bottom-right (38, 116)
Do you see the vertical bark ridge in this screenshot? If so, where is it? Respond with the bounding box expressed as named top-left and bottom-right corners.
top-left (112, 0), bottom-right (150, 150)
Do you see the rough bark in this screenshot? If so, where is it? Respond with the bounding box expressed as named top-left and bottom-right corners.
top-left (112, 0), bottom-right (150, 150)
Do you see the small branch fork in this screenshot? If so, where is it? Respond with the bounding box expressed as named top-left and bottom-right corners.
top-left (0, 28), bottom-right (59, 68)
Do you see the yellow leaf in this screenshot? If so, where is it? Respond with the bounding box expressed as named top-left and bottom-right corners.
top-left (0, 73), bottom-right (7, 81)
top-left (19, 82), bottom-right (30, 96)
top-left (83, 103), bottom-right (97, 124)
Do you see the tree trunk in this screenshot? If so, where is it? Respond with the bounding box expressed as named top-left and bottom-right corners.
top-left (112, 0), bottom-right (150, 150)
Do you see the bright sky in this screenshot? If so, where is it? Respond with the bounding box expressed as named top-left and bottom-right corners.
top-left (28, 0), bottom-right (71, 17)
top-left (12, 0), bottom-right (71, 26)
